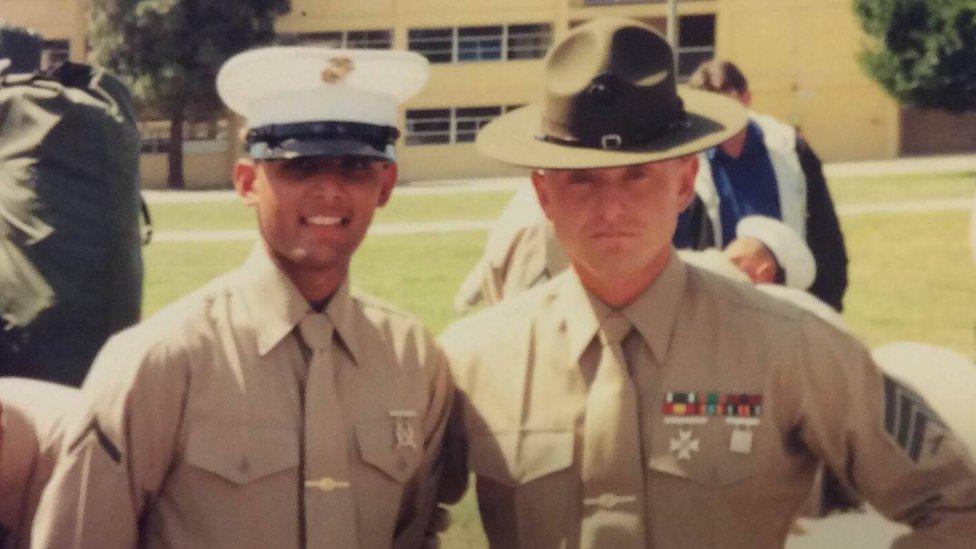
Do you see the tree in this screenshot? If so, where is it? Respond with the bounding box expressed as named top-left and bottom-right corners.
top-left (88, 0), bottom-right (290, 189)
top-left (854, 0), bottom-right (976, 112)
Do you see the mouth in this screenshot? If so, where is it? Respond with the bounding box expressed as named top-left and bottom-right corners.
top-left (591, 230), bottom-right (634, 238)
top-left (301, 215), bottom-right (349, 227)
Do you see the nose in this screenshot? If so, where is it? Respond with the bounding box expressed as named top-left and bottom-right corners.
top-left (308, 172), bottom-right (347, 203)
top-left (594, 181), bottom-right (628, 221)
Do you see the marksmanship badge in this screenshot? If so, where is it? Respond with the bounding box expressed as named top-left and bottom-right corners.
top-left (389, 409), bottom-right (418, 450)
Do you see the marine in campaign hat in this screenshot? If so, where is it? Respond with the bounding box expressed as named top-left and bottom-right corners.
top-left (440, 17), bottom-right (976, 549)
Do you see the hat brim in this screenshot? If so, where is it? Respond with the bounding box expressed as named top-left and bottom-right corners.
top-left (477, 88), bottom-right (748, 169)
top-left (249, 138), bottom-right (395, 162)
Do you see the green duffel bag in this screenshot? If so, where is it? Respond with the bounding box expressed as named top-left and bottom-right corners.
top-left (0, 61), bottom-right (144, 386)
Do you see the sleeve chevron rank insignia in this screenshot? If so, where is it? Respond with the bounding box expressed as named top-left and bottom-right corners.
top-left (882, 374), bottom-right (947, 463)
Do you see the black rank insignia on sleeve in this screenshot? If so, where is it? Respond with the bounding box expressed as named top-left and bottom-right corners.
top-left (68, 418), bottom-right (122, 464)
top-left (883, 375), bottom-right (946, 463)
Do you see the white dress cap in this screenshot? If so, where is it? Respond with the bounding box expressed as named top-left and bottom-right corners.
top-left (217, 46), bottom-right (430, 129)
top-left (736, 215), bottom-right (816, 290)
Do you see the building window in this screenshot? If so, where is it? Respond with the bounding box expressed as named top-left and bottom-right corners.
top-left (409, 24), bottom-right (551, 63)
top-left (508, 24), bottom-right (552, 60)
top-left (284, 29), bottom-right (392, 49)
top-left (405, 109), bottom-right (452, 145)
top-left (408, 28), bottom-right (454, 63)
top-left (455, 106), bottom-right (502, 142)
top-left (346, 30), bottom-right (393, 49)
top-left (41, 39), bottom-right (70, 70)
top-left (677, 14), bottom-right (715, 78)
top-left (457, 26), bottom-right (503, 62)
top-left (406, 105), bottom-right (519, 145)
top-left (581, 0), bottom-right (646, 5)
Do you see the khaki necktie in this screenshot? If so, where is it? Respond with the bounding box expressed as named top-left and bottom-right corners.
top-left (580, 313), bottom-right (647, 549)
top-left (298, 313), bottom-right (359, 548)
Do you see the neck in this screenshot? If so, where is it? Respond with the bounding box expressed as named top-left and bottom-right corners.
top-left (574, 248), bottom-right (673, 308)
top-left (719, 129), bottom-right (748, 159)
top-left (291, 268), bottom-right (346, 304)
top-left (267, 250), bottom-right (348, 304)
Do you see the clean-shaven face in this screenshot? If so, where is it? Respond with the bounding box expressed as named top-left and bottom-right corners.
top-left (532, 156), bottom-right (698, 282)
top-left (236, 155), bottom-right (396, 278)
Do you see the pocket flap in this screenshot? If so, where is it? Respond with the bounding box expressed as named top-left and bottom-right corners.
top-left (355, 418), bottom-right (422, 483)
top-left (648, 419), bottom-right (757, 487)
top-left (469, 429), bottom-right (574, 486)
top-left (186, 423), bottom-right (298, 485)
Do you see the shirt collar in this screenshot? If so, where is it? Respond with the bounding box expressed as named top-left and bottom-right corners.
top-left (239, 244), bottom-right (310, 357)
top-left (238, 243), bottom-right (362, 364)
top-left (559, 253), bottom-right (688, 365)
top-left (321, 276), bottom-right (367, 367)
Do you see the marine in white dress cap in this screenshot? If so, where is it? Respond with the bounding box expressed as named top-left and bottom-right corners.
top-left (217, 46), bottom-right (429, 161)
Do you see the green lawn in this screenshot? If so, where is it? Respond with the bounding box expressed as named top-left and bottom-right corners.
top-left (827, 172), bottom-right (975, 205)
top-left (146, 172), bottom-right (974, 234)
top-left (140, 170), bottom-right (975, 548)
top-left (143, 232), bottom-right (487, 334)
top-left (147, 191), bottom-right (515, 232)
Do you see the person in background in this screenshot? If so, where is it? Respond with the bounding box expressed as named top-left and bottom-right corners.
top-left (0, 378), bottom-right (78, 549)
top-left (680, 215), bottom-right (844, 330)
top-left (687, 59), bottom-right (848, 311)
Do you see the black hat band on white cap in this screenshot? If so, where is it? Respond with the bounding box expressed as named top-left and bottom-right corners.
top-left (247, 120), bottom-right (399, 160)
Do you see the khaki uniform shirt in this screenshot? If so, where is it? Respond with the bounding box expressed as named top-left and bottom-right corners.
top-left (0, 380), bottom-right (78, 549)
top-left (440, 255), bottom-right (976, 548)
top-left (31, 245), bottom-right (453, 549)
top-left (453, 186), bottom-right (568, 312)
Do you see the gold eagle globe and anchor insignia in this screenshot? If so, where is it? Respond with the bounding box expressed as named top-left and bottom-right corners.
top-left (321, 56), bottom-right (355, 84)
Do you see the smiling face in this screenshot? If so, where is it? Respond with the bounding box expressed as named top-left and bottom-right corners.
top-left (532, 156), bottom-right (698, 297)
top-left (234, 155), bottom-right (396, 293)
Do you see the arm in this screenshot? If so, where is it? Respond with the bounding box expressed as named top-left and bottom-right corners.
top-left (393, 343), bottom-right (457, 549)
top-left (797, 138), bottom-right (848, 311)
top-left (793, 316), bottom-right (976, 547)
top-left (30, 332), bottom-right (186, 548)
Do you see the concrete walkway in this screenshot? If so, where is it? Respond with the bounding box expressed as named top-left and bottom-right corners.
top-left (142, 153), bottom-right (976, 204)
top-left (152, 196), bottom-right (973, 243)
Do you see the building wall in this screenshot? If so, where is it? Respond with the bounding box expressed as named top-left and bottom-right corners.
top-left (0, 0), bottom-right (88, 63)
top-left (276, 0), bottom-right (904, 181)
top-left (0, 0), bottom-right (945, 186)
top-left (718, 0), bottom-right (899, 161)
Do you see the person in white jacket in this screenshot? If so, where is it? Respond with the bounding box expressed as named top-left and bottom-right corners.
top-left (687, 59), bottom-right (848, 312)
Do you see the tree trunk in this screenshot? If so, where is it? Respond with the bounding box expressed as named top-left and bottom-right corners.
top-left (166, 110), bottom-right (185, 190)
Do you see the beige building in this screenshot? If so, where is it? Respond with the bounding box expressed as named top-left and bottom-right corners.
top-left (275, 0), bottom-right (911, 182)
top-left (3, 0), bottom-right (974, 187)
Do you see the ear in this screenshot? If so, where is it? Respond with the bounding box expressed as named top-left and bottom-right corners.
top-left (531, 169), bottom-right (553, 220)
top-left (375, 162), bottom-right (398, 208)
top-left (754, 257), bottom-right (779, 284)
top-left (740, 90), bottom-right (753, 107)
top-left (675, 155), bottom-right (699, 210)
top-left (233, 159), bottom-right (259, 206)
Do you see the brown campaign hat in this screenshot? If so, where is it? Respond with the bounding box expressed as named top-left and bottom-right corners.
top-left (477, 17), bottom-right (748, 169)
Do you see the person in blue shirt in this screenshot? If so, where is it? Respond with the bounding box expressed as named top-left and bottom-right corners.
top-left (686, 59), bottom-right (848, 311)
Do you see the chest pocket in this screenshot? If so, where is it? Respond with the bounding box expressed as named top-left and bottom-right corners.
top-left (648, 418), bottom-right (759, 487)
top-left (468, 428), bottom-right (575, 486)
top-left (185, 423), bottom-right (299, 484)
top-left (355, 418), bottom-right (423, 483)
